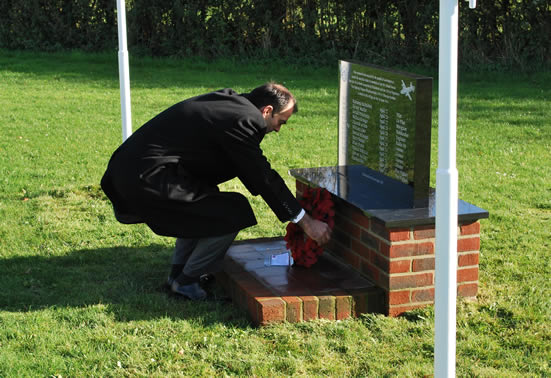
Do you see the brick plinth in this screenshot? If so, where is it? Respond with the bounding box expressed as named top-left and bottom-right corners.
top-left (296, 180), bottom-right (481, 317)
top-left (219, 238), bottom-right (385, 326)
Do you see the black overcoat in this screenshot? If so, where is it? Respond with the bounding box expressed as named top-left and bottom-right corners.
top-left (101, 88), bottom-right (302, 238)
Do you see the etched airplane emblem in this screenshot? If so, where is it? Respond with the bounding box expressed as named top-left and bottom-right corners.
top-left (400, 80), bottom-right (415, 100)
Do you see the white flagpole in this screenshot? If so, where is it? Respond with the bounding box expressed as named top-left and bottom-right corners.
top-left (435, 0), bottom-right (459, 376)
top-left (116, 0), bottom-right (132, 141)
top-left (435, 0), bottom-right (476, 376)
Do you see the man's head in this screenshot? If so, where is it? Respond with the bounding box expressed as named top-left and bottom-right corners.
top-left (247, 82), bottom-right (298, 133)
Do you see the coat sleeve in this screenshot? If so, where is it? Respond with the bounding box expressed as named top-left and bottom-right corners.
top-left (218, 115), bottom-right (302, 222)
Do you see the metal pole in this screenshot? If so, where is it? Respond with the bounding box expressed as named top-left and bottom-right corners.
top-left (435, 0), bottom-right (459, 376)
top-left (338, 60), bottom-right (351, 166)
top-left (116, 0), bottom-right (132, 141)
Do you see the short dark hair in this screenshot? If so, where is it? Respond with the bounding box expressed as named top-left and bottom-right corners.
top-left (246, 82), bottom-right (298, 114)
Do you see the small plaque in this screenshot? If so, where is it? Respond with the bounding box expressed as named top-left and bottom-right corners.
top-left (264, 252), bottom-right (294, 266)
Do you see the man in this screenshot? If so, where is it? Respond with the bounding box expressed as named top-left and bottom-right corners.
top-left (101, 83), bottom-right (332, 300)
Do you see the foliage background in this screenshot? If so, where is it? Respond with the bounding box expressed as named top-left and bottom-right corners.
top-left (1, 0), bottom-right (550, 70)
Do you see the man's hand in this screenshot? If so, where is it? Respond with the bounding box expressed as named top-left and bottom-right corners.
top-left (297, 213), bottom-right (332, 245)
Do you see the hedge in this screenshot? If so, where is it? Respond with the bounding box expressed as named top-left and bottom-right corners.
top-left (1, 0), bottom-right (549, 70)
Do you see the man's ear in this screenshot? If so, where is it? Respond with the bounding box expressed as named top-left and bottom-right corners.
top-left (260, 105), bottom-right (273, 118)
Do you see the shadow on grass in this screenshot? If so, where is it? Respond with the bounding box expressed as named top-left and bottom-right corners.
top-left (0, 245), bottom-right (250, 328)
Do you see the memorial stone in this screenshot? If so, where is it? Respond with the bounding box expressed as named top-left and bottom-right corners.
top-left (338, 60), bottom-right (432, 206)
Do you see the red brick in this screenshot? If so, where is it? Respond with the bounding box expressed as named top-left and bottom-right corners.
top-left (360, 230), bottom-right (380, 252)
top-left (412, 257), bottom-right (435, 272)
top-left (370, 219), bottom-right (389, 239)
top-left (342, 249), bottom-right (361, 270)
top-left (331, 290), bottom-right (354, 320)
top-left (361, 261), bottom-right (382, 286)
top-left (349, 211), bottom-right (371, 230)
top-left (334, 294), bottom-right (352, 320)
top-left (351, 238), bottom-right (373, 260)
top-left (334, 215), bottom-right (361, 239)
top-left (389, 272), bottom-right (433, 290)
top-left (373, 253), bottom-right (389, 271)
top-left (328, 242), bottom-right (360, 270)
top-left (458, 252), bottom-right (479, 267)
top-left (457, 283), bottom-right (478, 297)
top-left (457, 237), bottom-right (480, 252)
top-left (318, 296), bottom-right (336, 320)
top-left (460, 222), bottom-right (480, 235)
top-left (413, 225), bottom-right (435, 240)
top-left (386, 241), bottom-right (434, 258)
top-left (282, 296), bottom-right (302, 322)
top-left (389, 259), bottom-right (411, 273)
top-left (378, 242), bottom-right (390, 258)
top-left (389, 290), bottom-right (411, 305)
top-left (389, 228), bottom-right (411, 241)
top-left (333, 229), bottom-right (351, 248)
top-left (328, 239), bottom-right (350, 258)
top-left (411, 288), bottom-right (435, 303)
top-left (299, 296), bottom-right (319, 321)
top-left (256, 298), bottom-right (285, 325)
top-left (337, 200), bottom-right (371, 230)
top-left (457, 267), bottom-right (478, 283)
top-left (388, 303), bottom-right (427, 317)
top-left (371, 222), bottom-right (410, 242)
top-left (355, 213), bottom-right (372, 231)
top-left (247, 293), bottom-right (276, 325)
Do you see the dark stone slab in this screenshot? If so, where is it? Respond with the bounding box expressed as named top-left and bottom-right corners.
top-left (290, 165), bottom-right (489, 228)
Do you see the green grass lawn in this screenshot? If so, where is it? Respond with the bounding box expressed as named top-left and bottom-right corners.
top-left (0, 50), bottom-right (549, 376)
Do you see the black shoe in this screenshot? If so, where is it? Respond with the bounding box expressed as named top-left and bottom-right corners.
top-left (199, 273), bottom-right (216, 287)
top-left (170, 281), bottom-right (207, 300)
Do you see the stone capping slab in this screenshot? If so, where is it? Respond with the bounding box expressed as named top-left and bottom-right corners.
top-left (289, 166), bottom-right (489, 228)
top-left (219, 237), bottom-right (385, 326)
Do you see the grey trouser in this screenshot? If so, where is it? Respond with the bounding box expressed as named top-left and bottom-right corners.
top-left (172, 232), bottom-right (238, 278)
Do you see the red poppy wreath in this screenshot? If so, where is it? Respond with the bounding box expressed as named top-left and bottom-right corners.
top-left (284, 187), bottom-right (335, 267)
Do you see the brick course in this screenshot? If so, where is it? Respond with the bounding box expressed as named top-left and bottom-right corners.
top-left (300, 296), bottom-right (319, 321)
top-left (282, 296), bottom-right (303, 322)
top-left (256, 298), bottom-right (286, 325)
top-left (300, 181), bottom-right (483, 317)
top-left (334, 293), bottom-right (353, 320)
top-left (318, 296), bottom-right (336, 320)
top-left (412, 257), bottom-right (435, 272)
top-left (458, 252), bottom-right (479, 267)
